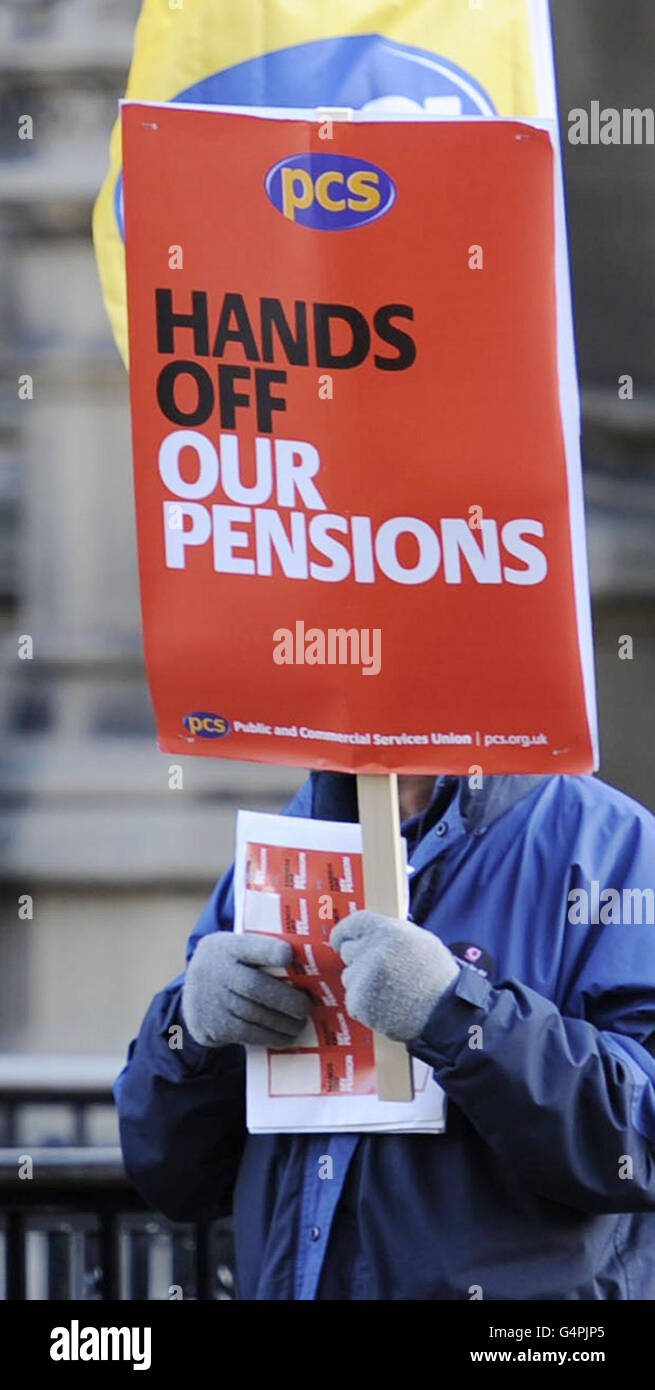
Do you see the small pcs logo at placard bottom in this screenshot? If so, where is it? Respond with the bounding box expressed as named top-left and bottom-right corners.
top-left (183, 712), bottom-right (230, 738)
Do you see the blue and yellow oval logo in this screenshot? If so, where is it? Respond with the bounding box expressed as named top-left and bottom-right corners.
top-left (183, 712), bottom-right (230, 739)
top-left (265, 153), bottom-right (396, 230)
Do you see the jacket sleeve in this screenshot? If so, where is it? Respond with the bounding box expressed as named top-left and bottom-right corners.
top-left (115, 979), bottom-right (246, 1222)
top-left (115, 774), bottom-right (321, 1222)
top-left (411, 807), bottom-right (655, 1215)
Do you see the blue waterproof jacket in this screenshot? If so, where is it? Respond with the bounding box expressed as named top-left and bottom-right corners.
top-left (116, 773), bottom-right (655, 1299)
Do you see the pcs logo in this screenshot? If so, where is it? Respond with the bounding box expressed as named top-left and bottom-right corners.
top-left (183, 712), bottom-right (230, 739)
top-left (265, 153), bottom-right (396, 231)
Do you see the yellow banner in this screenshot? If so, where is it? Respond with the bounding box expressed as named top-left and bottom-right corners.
top-left (93, 0), bottom-right (555, 362)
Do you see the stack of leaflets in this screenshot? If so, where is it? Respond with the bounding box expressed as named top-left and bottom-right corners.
top-left (235, 810), bottom-right (446, 1135)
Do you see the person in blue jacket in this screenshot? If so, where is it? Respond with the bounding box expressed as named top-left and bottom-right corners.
top-left (116, 771), bottom-right (655, 1300)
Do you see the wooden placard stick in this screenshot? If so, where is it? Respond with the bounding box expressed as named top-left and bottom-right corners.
top-left (356, 773), bottom-right (414, 1102)
top-left (320, 104), bottom-right (413, 1103)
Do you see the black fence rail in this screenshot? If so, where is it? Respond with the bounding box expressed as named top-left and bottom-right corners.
top-left (0, 1059), bottom-right (235, 1301)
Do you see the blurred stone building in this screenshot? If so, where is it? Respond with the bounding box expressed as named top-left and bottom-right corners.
top-left (0, 0), bottom-right (653, 1061)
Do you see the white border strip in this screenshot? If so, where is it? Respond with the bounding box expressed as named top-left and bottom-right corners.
top-left (527, 4), bottom-right (599, 764)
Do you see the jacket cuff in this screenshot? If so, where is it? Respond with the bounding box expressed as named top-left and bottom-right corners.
top-left (410, 965), bottom-right (497, 1068)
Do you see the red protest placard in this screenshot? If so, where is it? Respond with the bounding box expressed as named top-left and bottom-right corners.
top-left (122, 103), bottom-right (597, 774)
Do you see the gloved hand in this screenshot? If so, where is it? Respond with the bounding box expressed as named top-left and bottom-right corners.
top-left (182, 932), bottom-right (310, 1048)
top-left (330, 910), bottom-right (459, 1043)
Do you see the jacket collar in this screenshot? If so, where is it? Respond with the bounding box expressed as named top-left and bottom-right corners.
top-left (309, 769), bottom-right (550, 836)
top-left (428, 772), bottom-right (550, 834)
top-left (447, 774), bottom-right (549, 833)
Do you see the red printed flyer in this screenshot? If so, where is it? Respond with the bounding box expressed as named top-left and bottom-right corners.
top-left (234, 810), bottom-right (446, 1133)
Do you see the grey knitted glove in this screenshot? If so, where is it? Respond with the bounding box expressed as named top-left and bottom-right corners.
top-left (182, 932), bottom-right (310, 1048)
top-left (330, 910), bottom-right (459, 1043)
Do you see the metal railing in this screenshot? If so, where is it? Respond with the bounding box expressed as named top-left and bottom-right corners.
top-left (0, 1057), bottom-right (235, 1300)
